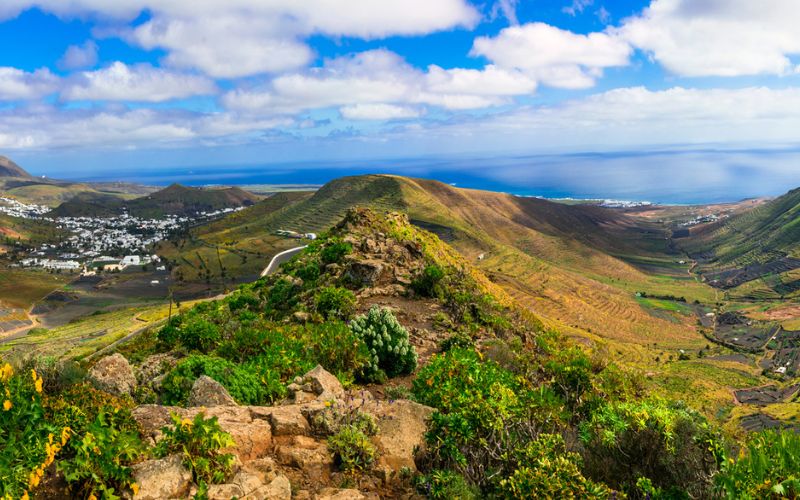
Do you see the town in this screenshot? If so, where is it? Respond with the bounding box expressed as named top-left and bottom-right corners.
top-left (1, 196), bottom-right (245, 273)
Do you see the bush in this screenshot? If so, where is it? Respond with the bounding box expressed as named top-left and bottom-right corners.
top-left (295, 260), bottom-right (321, 283)
top-left (411, 264), bottom-right (446, 298)
top-left (315, 286), bottom-right (356, 320)
top-left (320, 240), bottom-right (352, 264)
top-left (412, 349), bottom-right (566, 490)
top-left (154, 412), bottom-right (235, 485)
top-left (350, 307), bottom-right (417, 381)
top-left (438, 333), bottom-right (474, 353)
top-left (415, 470), bottom-right (478, 500)
top-left (498, 434), bottom-right (613, 499)
top-left (327, 425), bottom-right (378, 473)
top-left (179, 316), bottom-right (222, 353)
top-left (227, 290), bottom-right (260, 312)
top-left (0, 362), bottom-right (67, 498)
top-left (264, 277), bottom-right (300, 318)
top-left (161, 355), bottom-right (271, 405)
top-left (59, 409), bottom-right (144, 499)
top-left (715, 429), bottom-right (800, 499)
top-left (578, 399), bottom-right (724, 498)
top-left (298, 322), bottom-right (371, 379)
top-left (310, 403), bottom-right (378, 438)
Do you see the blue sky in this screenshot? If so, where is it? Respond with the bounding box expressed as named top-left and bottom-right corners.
top-left (2, 0), bottom-right (800, 199)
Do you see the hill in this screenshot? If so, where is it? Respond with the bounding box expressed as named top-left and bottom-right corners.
top-left (682, 187), bottom-right (800, 293)
top-left (50, 183), bottom-right (261, 218)
top-left (0, 156), bottom-right (31, 178)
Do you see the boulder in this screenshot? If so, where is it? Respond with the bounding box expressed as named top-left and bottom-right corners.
top-left (136, 353), bottom-right (177, 388)
top-left (317, 489), bottom-right (366, 500)
top-left (345, 259), bottom-right (384, 286)
top-left (88, 353), bottom-right (137, 397)
top-left (254, 474), bottom-right (292, 500)
top-left (270, 406), bottom-right (311, 436)
top-left (371, 400), bottom-right (434, 471)
top-left (304, 365), bottom-right (344, 398)
top-left (188, 375), bottom-right (237, 406)
top-left (131, 454), bottom-right (192, 500)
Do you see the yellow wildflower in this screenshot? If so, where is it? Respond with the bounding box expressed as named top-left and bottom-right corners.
top-left (20, 492), bottom-right (29, 500)
top-left (0, 363), bottom-right (12, 381)
top-left (180, 418), bottom-right (193, 428)
top-left (28, 471), bottom-right (40, 489)
top-left (35, 377), bottom-right (43, 394)
top-left (2, 399), bottom-right (11, 411)
top-left (131, 483), bottom-right (140, 495)
top-left (88, 494), bottom-right (97, 500)
top-left (61, 427), bottom-right (71, 445)
top-left (31, 369), bottom-right (37, 381)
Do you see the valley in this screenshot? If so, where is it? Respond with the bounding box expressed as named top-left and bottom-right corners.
top-left (1, 160), bottom-right (799, 497)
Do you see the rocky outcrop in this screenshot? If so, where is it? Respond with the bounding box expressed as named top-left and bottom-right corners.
top-left (371, 400), bottom-right (434, 471)
top-left (188, 375), bottom-right (237, 406)
top-left (131, 454), bottom-right (192, 500)
top-left (88, 353), bottom-right (137, 397)
top-left (288, 365), bottom-right (344, 403)
top-left (345, 259), bottom-right (384, 286)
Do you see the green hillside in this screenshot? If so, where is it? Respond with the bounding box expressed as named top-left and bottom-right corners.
top-left (50, 183), bottom-right (261, 218)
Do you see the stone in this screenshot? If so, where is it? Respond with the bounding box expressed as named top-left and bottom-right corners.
top-left (250, 474), bottom-right (292, 500)
top-left (276, 436), bottom-right (333, 469)
top-left (207, 483), bottom-right (245, 500)
top-left (345, 259), bottom-right (384, 286)
top-left (88, 353), bottom-right (137, 397)
top-left (188, 375), bottom-right (237, 406)
top-left (372, 400), bottom-right (434, 471)
top-left (303, 365), bottom-right (344, 397)
top-left (136, 353), bottom-right (178, 389)
top-left (270, 406), bottom-right (311, 436)
top-left (131, 454), bottom-right (192, 500)
top-left (292, 311), bottom-right (312, 323)
top-left (317, 488), bottom-right (366, 500)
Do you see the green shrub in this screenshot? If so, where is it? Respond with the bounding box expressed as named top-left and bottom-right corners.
top-left (59, 409), bottom-right (145, 499)
top-left (715, 429), bottom-right (800, 499)
top-left (415, 470), bottom-right (478, 500)
top-left (327, 425), bottom-right (378, 473)
top-left (295, 260), bottom-right (321, 283)
top-left (315, 286), bottom-right (356, 320)
top-left (161, 355), bottom-right (271, 405)
top-left (0, 362), bottom-right (66, 498)
top-left (320, 240), bottom-right (352, 264)
top-left (437, 333), bottom-right (474, 353)
top-left (179, 316), bottom-right (222, 353)
top-left (350, 307), bottom-right (417, 381)
top-left (154, 412), bottom-right (235, 485)
top-left (298, 322), bottom-right (370, 378)
top-left (498, 434), bottom-right (613, 499)
top-left (227, 290), bottom-right (260, 312)
top-left (264, 277), bottom-right (300, 318)
top-left (578, 399), bottom-right (724, 498)
top-left (411, 264), bottom-right (446, 298)
top-left (412, 349), bottom-right (568, 491)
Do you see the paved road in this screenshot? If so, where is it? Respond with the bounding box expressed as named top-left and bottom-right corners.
top-left (260, 246), bottom-right (307, 277)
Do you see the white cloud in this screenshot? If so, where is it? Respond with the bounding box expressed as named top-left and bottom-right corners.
top-left (619, 0), bottom-right (800, 77)
top-left (223, 49), bottom-right (530, 115)
top-left (340, 103), bottom-right (420, 120)
top-left (62, 62), bottom-right (217, 102)
top-left (0, 67), bottom-right (58, 100)
top-left (563, 0), bottom-right (594, 16)
top-left (471, 22), bottom-right (631, 88)
top-left (2, 1), bottom-right (478, 78)
top-left (58, 40), bottom-right (98, 70)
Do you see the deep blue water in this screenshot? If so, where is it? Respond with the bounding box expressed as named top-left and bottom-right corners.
top-left (56, 148), bottom-right (800, 205)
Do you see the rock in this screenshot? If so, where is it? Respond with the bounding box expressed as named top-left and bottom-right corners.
top-left (270, 406), bottom-right (311, 436)
top-left (136, 353), bottom-right (177, 388)
top-left (188, 375), bottom-right (237, 406)
top-left (252, 474), bottom-right (292, 500)
top-left (317, 488), bottom-right (366, 500)
top-left (275, 436), bottom-right (333, 469)
top-left (303, 365), bottom-right (344, 397)
top-left (131, 454), bottom-right (192, 500)
top-left (372, 400), bottom-right (434, 471)
top-left (207, 483), bottom-right (245, 500)
top-left (88, 353), bottom-right (137, 397)
top-left (345, 259), bottom-right (384, 286)
top-left (292, 311), bottom-right (312, 323)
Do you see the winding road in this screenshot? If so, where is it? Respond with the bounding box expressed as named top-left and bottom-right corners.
top-left (260, 245), bottom-right (307, 277)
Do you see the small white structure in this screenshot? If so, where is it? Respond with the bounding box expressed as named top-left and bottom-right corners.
top-left (120, 255), bottom-right (141, 266)
top-left (150, 280), bottom-right (160, 286)
top-left (305, 233), bottom-right (318, 240)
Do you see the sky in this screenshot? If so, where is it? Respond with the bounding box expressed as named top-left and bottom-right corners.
top-left (2, 0), bottom-right (800, 200)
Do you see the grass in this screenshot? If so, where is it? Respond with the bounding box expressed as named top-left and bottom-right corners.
top-left (0, 269), bottom-right (70, 309)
